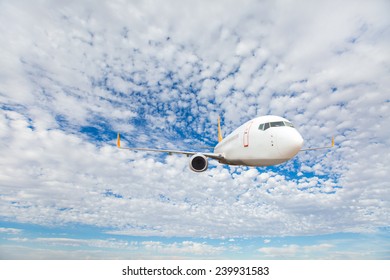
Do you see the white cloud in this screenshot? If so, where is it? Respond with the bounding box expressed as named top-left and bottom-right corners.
top-left (141, 241), bottom-right (225, 256)
top-left (35, 237), bottom-right (131, 249)
top-left (258, 243), bottom-right (334, 258)
top-left (0, 0), bottom-right (389, 260)
top-left (0, 228), bottom-right (22, 235)
top-left (1, 237), bottom-right (226, 259)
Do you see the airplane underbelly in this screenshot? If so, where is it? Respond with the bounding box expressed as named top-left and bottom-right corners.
top-left (226, 158), bottom-right (289, 166)
top-left (222, 145), bottom-right (286, 166)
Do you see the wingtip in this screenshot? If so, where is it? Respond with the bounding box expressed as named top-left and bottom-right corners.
top-left (117, 133), bottom-right (121, 148)
top-left (217, 116), bottom-right (223, 143)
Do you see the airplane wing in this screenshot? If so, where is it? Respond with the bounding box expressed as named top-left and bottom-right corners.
top-left (116, 133), bottom-right (224, 161)
top-left (300, 136), bottom-right (335, 151)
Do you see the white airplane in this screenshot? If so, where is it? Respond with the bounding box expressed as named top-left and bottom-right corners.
top-left (117, 115), bottom-right (334, 172)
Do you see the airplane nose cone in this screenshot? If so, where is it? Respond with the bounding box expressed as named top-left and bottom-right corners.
top-left (277, 129), bottom-right (304, 159)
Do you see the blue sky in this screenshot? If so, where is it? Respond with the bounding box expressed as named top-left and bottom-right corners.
top-left (0, 0), bottom-right (389, 259)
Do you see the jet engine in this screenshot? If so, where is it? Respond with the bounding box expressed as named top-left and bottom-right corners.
top-left (189, 153), bottom-right (208, 172)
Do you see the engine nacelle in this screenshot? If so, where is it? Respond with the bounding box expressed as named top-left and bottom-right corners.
top-left (189, 153), bottom-right (208, 172)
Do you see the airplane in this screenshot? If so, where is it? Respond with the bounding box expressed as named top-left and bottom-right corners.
top-left (116, 115), bottom-right (334, 172)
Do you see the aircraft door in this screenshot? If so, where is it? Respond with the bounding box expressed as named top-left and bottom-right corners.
top-left (243, 121), bottom-right (253, 147)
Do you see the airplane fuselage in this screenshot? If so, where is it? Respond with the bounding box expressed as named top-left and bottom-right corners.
top-left (214, 115), bottom-right (304, 166)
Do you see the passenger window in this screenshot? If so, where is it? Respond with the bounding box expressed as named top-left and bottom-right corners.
top-left (264, 123), bottom-right (270, 130)
top-left (258, 123), bottom-right (264, 130)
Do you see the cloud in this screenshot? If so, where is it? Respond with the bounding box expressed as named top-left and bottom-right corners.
top-left (34, 237), bottom-right (132, 249)
top-left (141, 241), bottom-right (225, 256)
top-left (258, 243), bottom-right (334, 259)
top-left (1, 237), bottom-right (225, 259)
top-left (0, 227), bottom-right (22, 235)
top-left (0, 0), bottom-right (389, 259)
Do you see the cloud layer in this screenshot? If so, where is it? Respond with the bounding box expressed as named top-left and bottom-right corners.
top-left (0, 0), bottom-right (389, 258)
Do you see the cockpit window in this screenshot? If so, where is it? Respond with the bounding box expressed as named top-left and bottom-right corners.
top-left (258, 123), bottom-right (265, 130)
top-left (258, 122), bottom-right (274, 130)
top-left (270, 121), bottom-right (285, 127)
top-left (259, 121), bottom-right (295, 130)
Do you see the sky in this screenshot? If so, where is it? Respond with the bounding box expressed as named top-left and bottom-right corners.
top-left (0, 0), bottom-right (389, 260)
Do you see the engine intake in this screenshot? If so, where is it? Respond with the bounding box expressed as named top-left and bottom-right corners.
top-left (189, 154), bottom-right (208, 172)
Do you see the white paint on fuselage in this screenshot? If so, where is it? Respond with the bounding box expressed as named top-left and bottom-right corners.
top-left (214, 115), bottom-right (304, 166)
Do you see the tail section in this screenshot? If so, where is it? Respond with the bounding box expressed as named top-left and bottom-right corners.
top-left (218, 117), bottom-right (223, 143)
